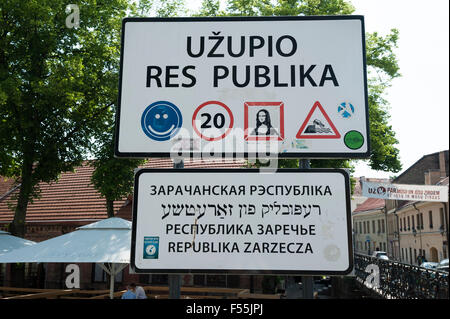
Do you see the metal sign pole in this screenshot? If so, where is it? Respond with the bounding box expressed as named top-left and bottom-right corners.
top-left (168, 159), bottom-right (184, 299)
top-left (299, 159), bottom-right (314, 299)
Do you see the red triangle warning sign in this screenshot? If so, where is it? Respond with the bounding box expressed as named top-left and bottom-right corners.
top-left (296, 101), bottom-right (341, 139)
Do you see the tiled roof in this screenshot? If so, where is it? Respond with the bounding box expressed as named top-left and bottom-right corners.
top-left (353, 197), bottom-right (385, 214)
top-left (0, 158), bottom-right (246, 224)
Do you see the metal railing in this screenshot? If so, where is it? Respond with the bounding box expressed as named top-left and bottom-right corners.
top-left (354, 253), bottom-right (448, 299)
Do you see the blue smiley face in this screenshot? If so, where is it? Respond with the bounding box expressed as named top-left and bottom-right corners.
top-left (141, 101), bottom-right (183, 141)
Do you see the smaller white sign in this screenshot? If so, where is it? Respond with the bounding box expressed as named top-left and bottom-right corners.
top-left (131, 169), bottom-right (353, 275)
top-left (362, 181), bottom-right (449, 202)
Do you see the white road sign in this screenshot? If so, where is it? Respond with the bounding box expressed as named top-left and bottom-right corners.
top-left (131, 169), bottom-right (353, 275)
top-left (115, 16), bottom-right (369, 159)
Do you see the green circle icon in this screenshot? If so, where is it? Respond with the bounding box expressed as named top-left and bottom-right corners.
top-left (344, 131), bottom-right (364, 150)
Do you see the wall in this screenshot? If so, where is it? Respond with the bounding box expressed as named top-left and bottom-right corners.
top-left (397, 202), bottom-right (448, 264)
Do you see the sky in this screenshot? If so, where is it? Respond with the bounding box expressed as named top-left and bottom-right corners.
top-left (185, 0), bottom-right (449, 179)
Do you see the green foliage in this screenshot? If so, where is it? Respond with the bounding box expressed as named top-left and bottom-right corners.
top-left (364, 29), bottom-right (402, 173)
top-left (88, 0), bottom-right (186, 218)
top-left (0, 0), bottom-right (131, 178)
top-left (154, 0), bottom-right (187, 17)
top-left (255, 0), bottom-right (356, 16)
top-left (226, 0), bottom-right (273, 16)
top-left (195, 0), bottom-right (223, 16)
top-left (366, 29), bottom-right (401, 80)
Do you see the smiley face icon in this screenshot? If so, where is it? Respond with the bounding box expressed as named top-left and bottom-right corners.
top-left (141, 101), bottom-right (183, 141)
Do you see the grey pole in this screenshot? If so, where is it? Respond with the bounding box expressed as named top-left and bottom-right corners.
top-left (168, 159), bottom-right (184, 299)
top-left (299, 159), bottom-right (314, 299)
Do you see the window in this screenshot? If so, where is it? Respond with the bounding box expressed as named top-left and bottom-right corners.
top-left (372, 220), bottom-right (375, 233)
top-left (382, 220), bottom-right (385, 233)
top-left (400, 218), bottom-right (403, 231)
top-left (416, 214), bottom-right (420, 229)
top-left (408, 216), bottom-right (410, 230)
top-left (420, 213), bottom-right (424, 229)
top-left (440, 208), bottom-right (444, 228)
top-left (363, 221), bottom-right (366, 233)
top-left (377, 220), bottom-right (381, 233)
top-left (359, 222), bottom-right (362, 234)
top-left (412, 215), bottom-right (415, 229)
top-left (404, 217), bottom-right (406, 230)
top-left (429, 211), bottom-right (433, 229)
top-left (402, 248), bottom-right (404, 261)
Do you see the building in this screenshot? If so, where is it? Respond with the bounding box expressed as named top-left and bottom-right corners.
top-left (394, 195), bottom-right (448, 264)
top-left (351, 177), bottom-right (390, 256)
top-left (351, 177), bottom-right (390, 212)
top-left (352, 197), bottom-right (387, 256)
top-left (386, 150), bottom-right (449, 264)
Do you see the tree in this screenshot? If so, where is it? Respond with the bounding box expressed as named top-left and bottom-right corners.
top-left (90, 127), bottom-right (145, 218)
top-left (154, 0), bottom-right (187, 17)
top-left (365, 30), bottom-right (402, 172)
top-left (0, 0), bottom-right (134, 237)
top-left (194, 0), bottom-right (222, 16)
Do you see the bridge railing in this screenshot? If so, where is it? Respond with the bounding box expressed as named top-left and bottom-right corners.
top-left (354, 253), bottom-right (448, 299)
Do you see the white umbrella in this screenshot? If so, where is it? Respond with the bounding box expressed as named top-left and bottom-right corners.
top-left (0, 230), bottom-right (36, 256)
top-left (0, 217), bottom-right (131, 299)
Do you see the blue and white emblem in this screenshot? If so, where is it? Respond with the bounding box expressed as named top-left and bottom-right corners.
top-left (141, 101), bottom-right (183, 141)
